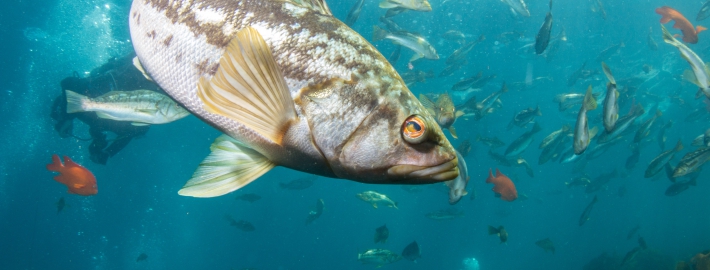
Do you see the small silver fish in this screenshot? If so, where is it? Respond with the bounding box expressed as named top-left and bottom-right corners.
top-left (357, 191), bottom-right (398, 209)
top-left (358, 249), bottom-right (402, 267)
top-left (373, 26), bottom-right (439, 62)
top-left (379, 0), bottom-right (431, 12)
top-left (573, 86), bottom-right (598, 155)
top-left (65, 90), bottom-right (189, 126)
top-left (601, 62), bottom-right (619, 132)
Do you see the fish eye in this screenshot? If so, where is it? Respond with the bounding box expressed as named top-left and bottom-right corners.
top-left (402, 115), bottom-right (428, 144)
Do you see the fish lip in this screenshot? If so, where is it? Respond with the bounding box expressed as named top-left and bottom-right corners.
top-left (387, 157), bottom-right (459, 183)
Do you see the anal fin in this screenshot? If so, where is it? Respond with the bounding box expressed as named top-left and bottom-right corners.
top-left (197, 27), bottom-right (297, 145)
top-left (178, 135), bottom-right (275, 197)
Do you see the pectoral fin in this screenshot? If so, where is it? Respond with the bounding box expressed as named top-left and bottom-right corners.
top-left (178, 135), bottom-right (275, 197)
top-left (449, 126), bottom-right (458, 139)
top-left (197, 27), bottom-right (297, 145)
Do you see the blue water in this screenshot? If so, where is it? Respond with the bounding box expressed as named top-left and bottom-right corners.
top-left (1, 0), bottom-right (709, 269)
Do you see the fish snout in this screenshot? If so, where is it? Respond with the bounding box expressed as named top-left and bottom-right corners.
top-left (387, 156), bottom-right (459, 183)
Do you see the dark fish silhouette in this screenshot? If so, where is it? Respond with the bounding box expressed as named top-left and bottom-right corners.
top-left (401, 241), bottom-right (421, 262)
top-left (579, 195), bottom-right (598, 226)
top-left (488, 225), bottom-right (508, 243)
top-left (235, 193), bottom-right (262, 203)
top-left (535, 0), bottom-right (553, 54)
top-left (305, 199), bottom-right (325, 225)
top-left (535, 238), bottom-right (555, 254)
top-left (56, 197), bottom-right (66, 213)
top-left (136, 253), bottom-right (148, 262)
top-left (225, 215), bottom-right (255, 232)
top-left (344, 0), bottom-right (365, 26)
top-left (374, 225), bottom-right (389, 243)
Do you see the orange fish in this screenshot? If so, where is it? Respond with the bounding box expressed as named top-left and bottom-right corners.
top-left (485, 168), bottom-right (517, 202)
top-left (46, 154), bottom-right (97, 196)
top-left (656, 6), bottom-right (707, 44)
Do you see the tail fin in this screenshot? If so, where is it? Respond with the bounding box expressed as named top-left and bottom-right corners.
top-left (583, 85), bottom-right (597, 111)
top-left (661, 24), bottom-right (681, 46)
top-left (46, 154), bottom-right (64, 172)
top-left (601, 62), bottom-right (616, 85)
top-left (372, 26), bottom-right (388, 42)
top-left (65, 90), bottom-right (89, 113)
top-left (673, 140), bottom-right (684, 152)
top-left (500, 82), bottom-right (509, 93)
top-left (698, 25), bottom-right (707, 34)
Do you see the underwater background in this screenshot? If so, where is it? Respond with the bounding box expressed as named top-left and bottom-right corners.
top-left (1, 0), bottom-right (709, 269)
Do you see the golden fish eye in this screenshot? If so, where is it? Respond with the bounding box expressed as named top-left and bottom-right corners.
top-left (402, 115), bottom-right (428, 144)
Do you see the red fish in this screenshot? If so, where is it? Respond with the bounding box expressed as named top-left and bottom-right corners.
top-left (46, 154), bottom-right (98, 196)
top-left (485, 168), bottom-right (517, 202)
top-left (656, 6), bottom-right (707, 44)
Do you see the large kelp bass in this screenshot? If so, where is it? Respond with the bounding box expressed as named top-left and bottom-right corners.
top-left (129, 0), bottom-right (462, 199)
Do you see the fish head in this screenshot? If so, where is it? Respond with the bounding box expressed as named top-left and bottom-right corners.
top-left (325, 82), bottom-right (458, 184)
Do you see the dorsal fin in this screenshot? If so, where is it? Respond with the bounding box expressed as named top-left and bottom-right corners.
top-left (290, 0), bottom-right (332, 16)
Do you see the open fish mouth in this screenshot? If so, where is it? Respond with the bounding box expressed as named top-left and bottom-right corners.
top-left (387, 157), bottom-right (459, 183)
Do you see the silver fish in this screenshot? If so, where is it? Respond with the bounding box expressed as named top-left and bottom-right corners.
top-left (357, 191), bottom-right (398, 209)
top-left (504, 123), bottom-right (542, 157)
top-left (379, 0), bottom-right (431, 12)
top-left (672, 147), bottom-right (710, 178)
top-left (344, 0), bottom-right (365, 26)
top-left (573, 86), bottom-right (598, 155)
top-left (534, 0), bottom-right (553, 55)
top-left (500, 0), bottom-right (530, 17)
top-left (597, 104), bottom-right (644, 144)
top-left (601, 62), bottom-right (619, 132)
top-left (358, 249), bottom-right (402, 266)
top-left (65, 89), bottom-right (189, 126)
top-left (446, 150), bottom-right (469, 204)
top-left (645, 140), bottom-right (684, 178)
top-left (130, 0), bottom-right (459, 197)
top-left (661, 24), bottom-right (710, 99)
top-left (373, 26), bottom-right (439, 62)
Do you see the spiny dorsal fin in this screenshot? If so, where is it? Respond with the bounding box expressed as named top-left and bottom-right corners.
top-left (197, 27), bottom-right (297, 145)
top-left (290, 0), bottom-right (332, 16)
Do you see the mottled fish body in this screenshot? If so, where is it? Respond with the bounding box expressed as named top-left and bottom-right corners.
top-left (130, 0), bottom-right (459, 198)
top-left (600, 62), bottom-right (619, 132)
top-left (358, 249), bottom-right (402, 266)
top-left (672, 147), bottom-right (710, 178)
top-left (645, 140), bottom-right (684, 178)
top-left (65, 89), bottom-right (189, 125)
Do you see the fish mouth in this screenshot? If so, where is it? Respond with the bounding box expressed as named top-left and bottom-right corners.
top-left (387, 157), bottom-right (459, 183)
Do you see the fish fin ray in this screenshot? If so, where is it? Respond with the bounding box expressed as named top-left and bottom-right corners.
top-left (178, 135), bottom-right (275, 197)
top-left (65, 90), bottom-right (89, 113)
top-left (418, 94), bottom-right (436, 111)
top-left (197, 27), bottom-right (297, 145)
top-left (46, 154), bottom-right (64, 172)
top-left (682, 69), bottom-right (702, 87)
top-left (448, 126), bottom-right (458, 139)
